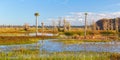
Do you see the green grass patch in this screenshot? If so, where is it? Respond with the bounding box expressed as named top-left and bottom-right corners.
top-left (0, 50), bottom-right (114, 60)
top-left (0, 36), bottom-right (41, 45)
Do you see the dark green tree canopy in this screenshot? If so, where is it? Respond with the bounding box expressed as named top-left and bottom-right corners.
top-left (34, 12), bottom-right (40, 16)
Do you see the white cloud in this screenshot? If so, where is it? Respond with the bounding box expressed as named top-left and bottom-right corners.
top-left (44, 12), bottom-right (120, 26)
top-left (68, 12), bottom-right (120, 25)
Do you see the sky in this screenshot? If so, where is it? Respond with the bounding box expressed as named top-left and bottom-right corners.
top-left (0, 0), bottom-right (120, 26)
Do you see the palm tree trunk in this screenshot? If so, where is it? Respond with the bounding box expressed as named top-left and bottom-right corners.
top-left (84, 13), bottom-right (87, 39)
top-left (36, 16), bottom-right (38, 36)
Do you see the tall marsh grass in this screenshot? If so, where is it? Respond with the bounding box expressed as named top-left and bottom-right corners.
top-left (0, 50), bottom-right (113, 60)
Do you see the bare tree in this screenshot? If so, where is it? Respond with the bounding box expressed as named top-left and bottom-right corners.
top-left (115, 18), bottom-right (119, 41)
top-left (58, 17), bottom-right (62, 31)
top-left (92, 20), bottom-right (96, 35)
top-left (52, 20), bottom-right (58, 34)
top-left (115, 18), bottom-right (118, 31)
top-left (110, 19), bottom-right (113, 30)
top-left (23, 23), bottom-right (29, 31)
top-left (66, 21), bottom-right (71, 31)
top-left (68, 22), bottom-right (71, 31)
top-left (41, 22), bottom-right (44, 35)
top-left (63, 18), bottom-right (67, 32)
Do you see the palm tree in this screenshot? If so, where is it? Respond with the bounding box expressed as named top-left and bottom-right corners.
top-left (84, 13), bottom-right (88, 39)
top-left (34, 12), bottom-right (40, 36)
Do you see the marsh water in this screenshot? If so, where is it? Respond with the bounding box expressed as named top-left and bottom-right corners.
top-left (0, 39), bottom-right (120, 53)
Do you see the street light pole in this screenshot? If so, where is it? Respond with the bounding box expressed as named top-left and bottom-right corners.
top-left (84, 13), bottom-right (88, 39)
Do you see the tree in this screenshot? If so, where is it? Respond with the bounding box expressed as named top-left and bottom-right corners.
top-left (63, 18), bottom-right (67, 32)
top-left (23, 23), bottom-right (29, 31)
top-left (34, 12), bottom-right (40, 36)
top-left (58, 17), bottom-right (62, 31)
top-left (84, 13), bottom-right (88, 39)
top-left (41, 22), bottom-right (44, 36)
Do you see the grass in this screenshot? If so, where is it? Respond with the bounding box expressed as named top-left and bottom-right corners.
top-left (0, 36), bottom-right (40, 45)
top-left (0, 49), bottom-right (116, 60)
top-left (0, 28), bottom-right (119, 60)
top-left (0, 36), bottom-right (57, 45)
top-left (59, 30), bottom-right (119, 41)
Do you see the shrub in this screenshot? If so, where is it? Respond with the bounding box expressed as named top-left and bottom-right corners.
top-left (76, 31), bottom-right (84, 36)
top-left (100, 31), bottom-right (116, 35)
top-left (110, 53), bottom-right (120, 60)
top-left (64, 32), bottom-right (74, 36)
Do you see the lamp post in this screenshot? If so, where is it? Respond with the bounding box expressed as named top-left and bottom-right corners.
top-left (84, 13), bottom-right (88, 39)
top-left (34, 12), bottom-right (40, 36)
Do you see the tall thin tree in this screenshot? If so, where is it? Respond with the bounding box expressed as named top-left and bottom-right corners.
top-left (84, 13), bottom-right (88, 39)
top-left (34, 12), bottom-right (40, 36)
top-left (58, 17), bottom-right (62, 31)
top-left (115, 18), bottom-right (119, 41)
top-left (41, 22), bottom-right (44, 36)
top-left (63, 18), bottom-right (67, 32)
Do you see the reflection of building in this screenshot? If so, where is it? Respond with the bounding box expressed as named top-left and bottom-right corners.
top-left (96, 18), bottom-right (120, 30)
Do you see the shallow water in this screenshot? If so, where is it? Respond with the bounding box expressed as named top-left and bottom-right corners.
top-left (0, 39), bottom-right (120, 53)
top-left (0, 33), bottom-right (58, 36)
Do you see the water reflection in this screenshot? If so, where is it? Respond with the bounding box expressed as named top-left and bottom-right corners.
top-left (0, 39), bottom-right (120, 53)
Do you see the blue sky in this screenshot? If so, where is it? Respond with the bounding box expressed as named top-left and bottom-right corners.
top-left (0, 0), bottom-right (120, 26)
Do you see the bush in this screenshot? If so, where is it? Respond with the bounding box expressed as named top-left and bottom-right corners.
top-left (64, 32), bottom-right (74, 36)
top-left (110, 53), bottom-right (120, 60)
top-left (100, 31), bottom-right (116, 35)
top-left (87, 31), bottom-right (94, 35)
top-left (76, 32), bottom-right (84, 36)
